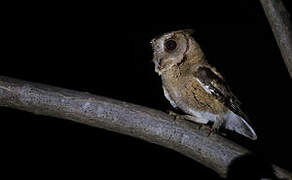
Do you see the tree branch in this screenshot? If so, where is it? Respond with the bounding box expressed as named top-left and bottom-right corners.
top-left (0, 76), bottom-right (291, 179)
top-left (259, 0), bottom-right (292, 78)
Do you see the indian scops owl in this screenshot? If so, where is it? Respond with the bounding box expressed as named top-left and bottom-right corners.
top-left (151, 29), bottom-right (257, 140)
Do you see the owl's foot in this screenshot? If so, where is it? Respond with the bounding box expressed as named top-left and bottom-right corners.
top-left (208, 116), bottom-right (224, 136)
top-left (167, 110), bottom-right (184, 120)
top-left (199, 124), bottom-right (212, 131)
top-left (168, 110), bottom-right (209, 125)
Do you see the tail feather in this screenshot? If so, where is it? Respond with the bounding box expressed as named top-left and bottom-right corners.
top-left (223, 111), bottom-right (257, 140)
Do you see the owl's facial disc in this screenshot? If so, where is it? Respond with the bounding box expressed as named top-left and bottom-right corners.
top-left (151, 31), bottom-right (190, 75)
top-left (152, 38), bottom-right (179, 74)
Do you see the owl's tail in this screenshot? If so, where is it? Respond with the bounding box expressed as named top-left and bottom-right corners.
top-left (223, 110), bottom-right (257, 140)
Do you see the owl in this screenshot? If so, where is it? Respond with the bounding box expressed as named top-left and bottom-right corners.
top-left (151, 29), bottom-right (257, 140)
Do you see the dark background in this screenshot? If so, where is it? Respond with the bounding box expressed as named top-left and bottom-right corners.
top-left (1, 0), bottom-right (291, 179)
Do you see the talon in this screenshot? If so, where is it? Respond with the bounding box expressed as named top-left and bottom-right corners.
top-left (207, 115), bottom-right (223, 136)
top-left (207, 127), bottom-right (216, 136)
top-left (207, 130), bottom-right (213, 137)
top-left (198, 124), bottom-right (210, 131)
top-left (168, 110), bottom-right (176, 116)
top-left (167, 110), bottom-right (182, 120)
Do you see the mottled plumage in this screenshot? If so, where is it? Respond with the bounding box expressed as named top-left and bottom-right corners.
top-left (151, 29), bottom-right (257, 140)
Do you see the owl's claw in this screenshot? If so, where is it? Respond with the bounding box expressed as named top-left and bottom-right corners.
top-left (208, 116), bottom-right (223, 136)
top-left (167, 110), bottom-right (182, 120)
top-left (199, 124), bottom-right (211, 131)
top-left (168, 110), bottom-right (210, 127)
top-left (167, 110), bottom-right (216, 137)
top-left (207, 130), bottom-right (213, 137)
top-left (207, 126), bottom-right (218, 137)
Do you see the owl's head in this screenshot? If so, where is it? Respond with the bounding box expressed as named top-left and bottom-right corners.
top-left (151, 29), bottom-right (197, 75)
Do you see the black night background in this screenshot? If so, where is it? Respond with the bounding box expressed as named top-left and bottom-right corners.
top-left (1, 1), bottom-right (292, 179)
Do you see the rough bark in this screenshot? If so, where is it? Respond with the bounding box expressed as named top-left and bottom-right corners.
top-left (0, 76), bottom-right (291, 179)
top-left (260, 0), bottom-right (292, 78)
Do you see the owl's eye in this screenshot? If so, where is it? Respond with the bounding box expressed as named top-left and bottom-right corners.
top-left (164, 39), bottom-right (177, 51)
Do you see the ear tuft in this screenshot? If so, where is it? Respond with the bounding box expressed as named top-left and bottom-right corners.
top-left (183, 29), bottom-right (194, 35)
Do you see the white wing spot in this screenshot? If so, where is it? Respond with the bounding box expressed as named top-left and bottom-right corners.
top-left (196, 78), bottom-right (214, 94)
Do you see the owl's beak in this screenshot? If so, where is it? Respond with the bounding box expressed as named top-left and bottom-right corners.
top-left (154, 58), bottom-right (162, 74)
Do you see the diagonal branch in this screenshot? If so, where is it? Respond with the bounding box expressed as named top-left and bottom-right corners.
top-left (259, 0), bottom-right (292, 78)
top-left (0, 76), bottom-right (291, 179)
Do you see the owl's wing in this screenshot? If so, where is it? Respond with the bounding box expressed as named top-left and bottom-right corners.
top-left (194, 66), bottom-right (249, 122)
top-left (194, 66), bottom-right (257, 140)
